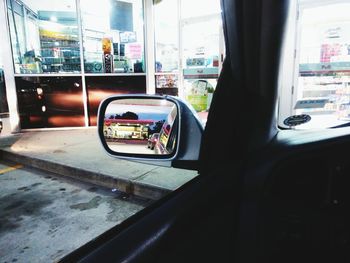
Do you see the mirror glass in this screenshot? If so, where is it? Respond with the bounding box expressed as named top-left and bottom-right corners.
top-left (103, 98), bottom-right (178, 156)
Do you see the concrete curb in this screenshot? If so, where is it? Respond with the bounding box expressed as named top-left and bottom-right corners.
top-left (0, 150), bottom-right (171, 200)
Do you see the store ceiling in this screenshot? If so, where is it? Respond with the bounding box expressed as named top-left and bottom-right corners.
top-left (22, 0), bottom-right (75, 13)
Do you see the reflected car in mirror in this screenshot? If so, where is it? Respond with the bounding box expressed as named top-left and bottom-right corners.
top-left (147, 133), bottom-right (159, 150)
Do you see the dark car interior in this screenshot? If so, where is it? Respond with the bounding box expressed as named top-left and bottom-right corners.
top-left (60, 0), bottom-right (350, 262)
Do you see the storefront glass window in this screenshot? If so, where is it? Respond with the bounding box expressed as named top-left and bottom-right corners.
top-left (292, 3), bottom-right (350, 129)
top-left (81, 0), bottom-right (145, 74)
top-left (154, 0), bottom-right (179, 73)
top-left (7, 0), bottom-right (26, 68)
top-left (7, 0), bottom-right (80, 74)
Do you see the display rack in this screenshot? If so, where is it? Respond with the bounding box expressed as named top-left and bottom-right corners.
top-left (39, 19), bottom-right (81, 73)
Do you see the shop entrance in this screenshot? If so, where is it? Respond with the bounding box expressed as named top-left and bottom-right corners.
top-left (278, 0), bottom-right (350, 129)
top-left (154, 0), bottom-right (224, 123)
top-left (294, 1), bottom-right (350, 129)
top-left (181, 10), bottom-right (224, 120)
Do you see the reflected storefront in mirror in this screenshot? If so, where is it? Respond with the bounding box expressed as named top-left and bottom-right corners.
top-left (103, 98), bottom-right (178, 155)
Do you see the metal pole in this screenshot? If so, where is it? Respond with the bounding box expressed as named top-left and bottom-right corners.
top-left (76, 0), bottom-right (90, 127)
top-left (0, 0), bottom-right (20, 133)
top-left (144, 0), bottom-right (156, 94)
top-left (178, 0), bottom-right (184, 99)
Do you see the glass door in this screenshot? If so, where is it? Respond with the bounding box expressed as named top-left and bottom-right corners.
top-left (153, 0), bottom-right (224, 124)
top-left (294, 2), bottom-right (350, 129)
top-left (180, 0), bottom-right (224, 123)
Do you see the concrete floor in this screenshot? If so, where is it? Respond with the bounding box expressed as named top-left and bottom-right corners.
top-left (0, 160), bottom-right (150, 263)
top-left (0, 117), bottom-right (11, 136)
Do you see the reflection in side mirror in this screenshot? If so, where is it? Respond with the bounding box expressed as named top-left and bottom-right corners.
top-left (101, 97), bottom-right (178, 157)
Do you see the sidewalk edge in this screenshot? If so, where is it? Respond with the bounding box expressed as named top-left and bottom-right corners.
top-left (0, 150), bottom-right (170, 200)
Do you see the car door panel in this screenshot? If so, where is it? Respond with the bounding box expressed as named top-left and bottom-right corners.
top-left (238, 130), bottom-right (350, 263)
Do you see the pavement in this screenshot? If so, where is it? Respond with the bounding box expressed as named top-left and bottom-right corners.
top-left (0, 161), bottom-right (149, 263)
top-left (0, 119), bottom-right (198, 200)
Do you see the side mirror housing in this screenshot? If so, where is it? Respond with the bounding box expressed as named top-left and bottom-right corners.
top-left (97, 95), bottom-right (204, 170)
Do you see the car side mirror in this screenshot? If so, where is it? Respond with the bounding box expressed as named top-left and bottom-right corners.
top-left (97, 95), bottom-right (204, 170)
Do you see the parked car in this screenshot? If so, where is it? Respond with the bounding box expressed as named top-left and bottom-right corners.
top-left (147, 133), bottom-right (159, 150)
top-left (62, 1), bottom-right (350, 263)
top-left (337, 102), bottom-right (350, 120)
top-left (154, 105), bottom-right (179, 155)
